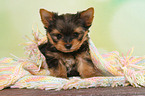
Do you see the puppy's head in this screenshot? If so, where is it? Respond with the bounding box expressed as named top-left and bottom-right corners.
top-left (40, 7), bottom-right (94, 53)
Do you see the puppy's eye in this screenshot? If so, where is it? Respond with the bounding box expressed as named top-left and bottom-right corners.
top-left (73, 32), bottom-right (79, 38)
top-left (56, 34), bottom-right (62, 39)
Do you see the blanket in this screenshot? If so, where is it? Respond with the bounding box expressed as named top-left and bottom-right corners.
top-left (1, 27), bottom-right (145, 90)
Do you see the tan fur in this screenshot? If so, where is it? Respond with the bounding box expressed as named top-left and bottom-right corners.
top-left (40, 9), bottom-right (54, 28)
top-left (49, 59), bottom-right (67, 78)
top-left (47, 32), bottom-right (55, 45)
top-left (76, 52), bottom-right (102, 78)
top-left (74, 27), bottom-right (83, 33)
top-left (80, 8), bottom-right (94, 27)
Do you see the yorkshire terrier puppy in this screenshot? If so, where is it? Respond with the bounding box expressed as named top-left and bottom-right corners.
top-left (39, 7), bottom-right (102, 78)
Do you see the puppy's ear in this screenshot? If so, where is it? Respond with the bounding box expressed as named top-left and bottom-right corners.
top-left (80, 7), bottom-right (94, 27)
top-left (40, 9), bottom-right (54, 28)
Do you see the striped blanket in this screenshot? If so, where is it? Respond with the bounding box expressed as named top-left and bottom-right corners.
top-left (0, 27), bottom-right (145, 90)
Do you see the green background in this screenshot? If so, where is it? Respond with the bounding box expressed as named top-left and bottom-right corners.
top-left (0, 0), bottom-right (145, 58)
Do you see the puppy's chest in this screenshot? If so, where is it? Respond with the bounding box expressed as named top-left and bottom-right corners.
top-left (61, 55), bottom-right (76, 69)
top-left (47, 51), bottom-right (80, 72)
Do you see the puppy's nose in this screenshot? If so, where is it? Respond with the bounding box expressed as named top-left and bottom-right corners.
top-left (65, 44), bottom-right (72, 49)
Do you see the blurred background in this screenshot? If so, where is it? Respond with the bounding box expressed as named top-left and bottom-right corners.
top-left (0, 0), bottom-right (145, 58)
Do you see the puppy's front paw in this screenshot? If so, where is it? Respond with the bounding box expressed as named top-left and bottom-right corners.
top-left (49, 60), bottom-right (67, 78)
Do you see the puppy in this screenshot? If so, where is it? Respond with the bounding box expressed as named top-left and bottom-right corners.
top-left (39, 7), bottom-right (102, 78)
